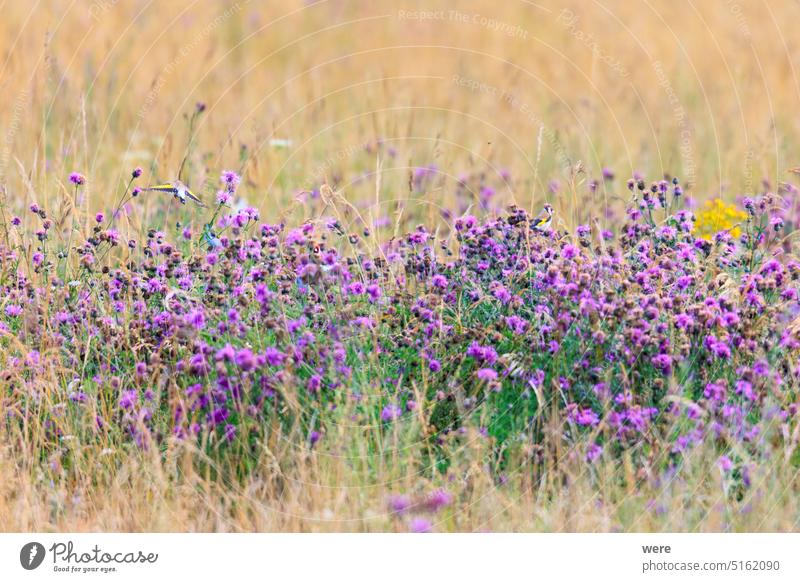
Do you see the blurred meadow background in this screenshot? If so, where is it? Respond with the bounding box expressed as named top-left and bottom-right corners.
top-left (2, 0), bottom-right (800, 533)
top-left (2, 0), bottom-right (797, 228)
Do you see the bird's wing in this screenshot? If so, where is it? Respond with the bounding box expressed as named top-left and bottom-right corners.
top-left (146, 184), bottom-right (178, 193)
top-left (530, 211), bottom-right (547, 227)
top-left (184, 189), bottom-right (206, 207)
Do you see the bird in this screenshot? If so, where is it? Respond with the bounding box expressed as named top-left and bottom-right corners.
top-left (530, 203), bottom-right (553, 231)
top-left (144, 180), bottom-right (206, 207)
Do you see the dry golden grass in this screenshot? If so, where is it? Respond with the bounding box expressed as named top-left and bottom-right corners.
top-left (2, 430), bottom-right (799, 532)
top-left (2, 0), bottom-right (800, 532)
top-left (2, 0), bottom-right (798, 223)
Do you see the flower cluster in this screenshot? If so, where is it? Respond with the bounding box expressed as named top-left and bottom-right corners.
top-left (1, 171), bottom-right (798, 503)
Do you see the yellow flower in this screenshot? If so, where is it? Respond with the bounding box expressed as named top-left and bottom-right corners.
top-left (694, 198), bottom-right (747, 238)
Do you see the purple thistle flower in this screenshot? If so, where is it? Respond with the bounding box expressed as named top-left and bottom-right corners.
top-left (431, 274), bottom-right (448, 289)
top-left (221, 170), bottom-right (241, 195)
top-left (263, 347), bottom-right (286, 367)
top-left (307, 374), bottom-right (322, 394)
top-left (586, 443), bottom-right (603, 463)
top-left (424, 489), bottom-right (452, 512)
top-left (216, 190), bottom-right (232, 205)
top-left (4, 305), bottom-right (22, 317)
top-left (409, 518), bottom-right (432, 533)
top-left (366, 283), bottom-right (381, 302)
top-left (119, 390), bottom-right (138, 410)
top-left (387, 494), bottom-right (412, 514)
top-left (69, 172), bottom-right (85, 186)
top-left (234, 348), bottom-right (257, 372)
top-left (224, 424), bottom-right (237, 442)
top-left (347, 281), bottom-right (365, 295)
top-left (476, 368), bottom-right (497, 381)
top-left (216, 344), bottom-right (236, 362)
top-left (381, 403), bottom-right (403, 422)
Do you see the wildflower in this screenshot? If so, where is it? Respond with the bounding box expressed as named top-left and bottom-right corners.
top-left (381, 403), bottom-right (403, 422)
top-left (431, 274), bottom-right (448, 289)
top-left (476, 368), bottom-right (497, 381)
top-left (562, 244), bottom-right (578, 259)
top-left (409, 518), bottom-right (432, 533)
top-left (209, 407), bottom-right (229, 426)
top-left (387, 494), bottom-right (412, 514)
top-left (586, 443), bottom-right (602, 463)
top-left (466, 342), bottom-right (498, 365)
top-left (504, 315), bottom-right (528, 335)
top-left (221, 170), bottom-right (240, 192)
top-left (424, 489), bottom-right (452, 512)
top-left (307, 374), bottom-right (322, 394)
top-left (69, 172), bottom-right (85, 186)
top-left (69, 391), bottom-right (88, 404)
top-left (735, 380), bottom-right (756, 401)
top-left (4, 305), bottom-right (22, 317)
top-left (184, 308), bottom-right (206, 330)
top-left (366, 283), bottom-right (381, 302)
top-left (119, 390), bottom-right (138, 410)
top-left (573, 406), bottom-right (600, 427)
top-left (656, 226), bottom-right (676, 241)
top-left (695, 198), bottom-right (746, 238)
top-left (263, 347), bottom-right (286, 367)
top-left (347, 281), bottom-right (365, 295)
top-left (132, 167), bottom-right (142, 179)
top-left (224, 424), bottom-right (237, 442)
top-left (651, 354), bottom-right (673, 375)
top-left (217, 190), bottom-right (232, 205)
top-left (492, 285), bottom-right (512, 304)
top-left (234, 348), bottom-right (257, 372)
top-left (215, 344), bottom-right (236, 362)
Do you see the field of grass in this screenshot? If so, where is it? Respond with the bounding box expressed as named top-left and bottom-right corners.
top-left (1, 0), bottom-right (800, 532)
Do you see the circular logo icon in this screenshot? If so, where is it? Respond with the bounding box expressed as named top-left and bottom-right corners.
top-left (20, 542), bottom-right (46, 570)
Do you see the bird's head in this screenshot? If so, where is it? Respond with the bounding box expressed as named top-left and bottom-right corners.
top-left (543, 203), bottom-right (553, 216)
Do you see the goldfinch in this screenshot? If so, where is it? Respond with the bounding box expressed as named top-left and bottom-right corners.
top-left (530, 203), bottom-right (553, 231)
top-left (145, 180), bottom-right (206, 207)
